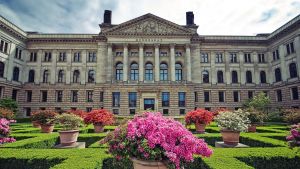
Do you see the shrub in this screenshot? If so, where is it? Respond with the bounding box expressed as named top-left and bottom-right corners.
top-left (212, 108), bottom-right (228, 116)
top-left (247, 107), bottom-right (267, 124)
top-left (282, 109), bottom-right (300, 124)
top-left (214, 109), bottom-right (250, 132)
top-left (65, 109), bottom-right (87, 119)
top-left (286, 124), bottom-right (300, 148)
top-left (185, 109), bottom-right (214, 125)
top-left (243, 92), bottom-right (270, 113)
top-left (54, 113), bottom-right (83, 131)
top-left (0, 107), bottom-right (14, 120)
top-left (0, 118), bottom-right (16, 144)
top-left (30, 110), bottom-right (58, 125)
top-left (0, 98), bottom-right (18, 114)
top-left (84, 109), bottom-right (114, 125)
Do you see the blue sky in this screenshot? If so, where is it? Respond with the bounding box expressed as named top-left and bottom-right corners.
top-left (0, 0), bottom-right (299, 35)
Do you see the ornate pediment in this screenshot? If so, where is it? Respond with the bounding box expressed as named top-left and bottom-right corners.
top-left (102, 13), bottom-right (195, 36)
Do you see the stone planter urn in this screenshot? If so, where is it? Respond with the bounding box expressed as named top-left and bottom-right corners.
top-left (58, 130), bottom-right (79, 146)
top-left (131, 158), bottom-right (168, 169)
top-left (195, 122), bottom-right (206, 133)
top-left (40, 125), bottom-right (54, 133)
top-left (94, 124), bottom-right (104, 133)
top-left (221, 129), bottom-right (240, 145)
top-left (248, 124), bottom-right (257, 132)
top-left (32, 121), bottom-right (41, 128)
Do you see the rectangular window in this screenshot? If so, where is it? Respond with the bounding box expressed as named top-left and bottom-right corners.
top-left (286, 42), bottom-right (295, 55)
top-left (4, 42), bottom-right (8, 53)
top-left (88, 52), bottom-right (97, 62)
top-left (248, 91), bottom-right (253, 99)
top-left (15, 48), bottom-right (19, 58)
top-left (58, 52), bottom-right (66, 62)
top-left (218, 91), bottom-right (225, 102)
top-left (100, 92), bottom-right (104, 102)
top-left (276, 90), bottom-right (282, 102)
top-left (0, 87), bottom-right (3, 98)
top-left (178, 92), bottom-right (186, 107)
top-left (87, 90), bottom-right (93, 102)
top-left (12, 89), bottom-right (18, 101)
top-left (18, 49), bottom-right (22, 59)
top-left (73, 52), bottom-right (81, 62)
top-left (258, 53), bottom-right (265, 63)
top-left (205, 107), bottom-right (211, 111)
top-left (116, 51), bottom-right (123, 56)
top-left (112, 92), bottom-right (120, 107)
top-left (180, 109), bottom-right (185, 115)
top-left (131, 52), bottom-right (138, 57)
top-left (56, 90), bottom-right (63, 102)
top-left (233, 91), bottom-right (239, 102)
top-left (162, 92), bottom-right (170, 107)
top-left (113, 109), bottom-right (119, 114)
top-left (30, 52), bottom-right (37, 62)
top-left (145, 52), bottom-right (153, 57)
top-left (175, 51), bottom-right (182, 57)
top-left (201, 53), bottom-right (209, 63)
top-left (163, 109), bottom-right (169, 115)
top-left (276, 49), bottom-right (280, 60)
top-left (41, 91), bottom-right (47, 102)
top-left (86, 107), bottom-right (92, 112)
top-left (230, 53), bottom-right (237, 63)
top-left (204, 91), bottom-right (210, 102)
top-left (291, 87), bottom-right (299, 100)
top-left (128, 92), bottom-right (137, 107)
top-left (44, 52), bottom-right (52, 62)
top-left (26, 90), bottom-right (32, 102)
top-left (194, 92), bottom-right (198, 102)
top-left (25, 107), bottom-right (31, 117)
top-left (0, 40), bottom-right (4, 52)
top-left (244, 53), bottom-right (251, 63)
top-left (215, 53), bottom-right (223, 63)
top-left (160, 51), bottom-right (168, 57)
top-left (130, 109), bottom-right (136, 115)
top-left (71, 90), bottom-right (78, 102)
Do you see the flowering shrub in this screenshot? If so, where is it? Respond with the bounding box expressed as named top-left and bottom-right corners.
top-left (212, 108), bottom-right (228, 116)
top-left (66, 109), bottom-right (87, 119)
top-left (0, 107), bottom-right (14, 120)
top-left (100, 112), bottom-right (212, 169)
top-left (30, 110), bottom-right (58, 125)
top-left (282, 109), bottom-right (300, 124)
top-left (247, 107), bottom-right (267, 124)
top-left (214, 109), bottom-right (250, 132)
top-left (54, 113), bottom-right (83, 131)
top-left (185, 109), bottom-right (214, 125)
top-left (286, 124), bottom-right (300, 148)
top-left (0, 118), bottom-right (16, 144)
top-left (84, 109), bottom-right (114, 125)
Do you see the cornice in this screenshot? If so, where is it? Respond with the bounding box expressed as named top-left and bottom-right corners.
top-left (0, 16), bottom-right (27, 41)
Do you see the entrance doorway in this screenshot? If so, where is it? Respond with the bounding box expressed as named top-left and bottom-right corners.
top-left (144, 98), bottom-right (155, 110)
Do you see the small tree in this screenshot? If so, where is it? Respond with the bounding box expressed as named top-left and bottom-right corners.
top-left (0, 98), bottom-right (18, 114)
top-left (244, 92), bottom-right (270, 113)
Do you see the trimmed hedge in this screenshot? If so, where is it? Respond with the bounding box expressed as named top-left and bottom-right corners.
top-left (0, 157), bottom-right (64, 169)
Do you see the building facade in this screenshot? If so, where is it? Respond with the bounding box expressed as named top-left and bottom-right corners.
top-left (0, 10), bottom-right (300, 117)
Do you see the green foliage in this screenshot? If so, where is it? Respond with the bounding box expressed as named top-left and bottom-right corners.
top-left (54, 113), bottom-right (83, 131)
top-left (0, 98), bottom-right (18, 114)
top-left (0, 158), bottom-right (64, 169)
top-left (244, 92), bottom-right (270, 112)
top-left (282, 108), bottom-right (300, 124)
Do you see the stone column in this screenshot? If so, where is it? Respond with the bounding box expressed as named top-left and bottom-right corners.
top-left (185, 44), bottom-right (191, 81)
top-left (279, 45), bottom-right (287, 81)
top-left (107, 43), bottom-right (113, 82)
top-left (210, 51), bottom-right (216, 84)
top-left (36, 50), bottom-right (42, 84)
top-left (50, 50), bottom-right (57, 84)
top-left (123, 44), bottom-right (128, 82)
top-left (154, 44), bottom-right (160, 81)
top-left (81, 50), bottom-right (87, 84)
top-left (6, 43), bottom-right (15, 81)
top-left (96, 42), bottom-right (107, 83)
top-left (239, 52), bottom-right (245, 84)
top-left (170, 44), bottom-right (175, 81)
top-left (139, 43), bottom-right (144, 82)
top-left (267, 51), bottom-right (273, 84)
top-left (66, 50), bottom-right (71, 84)
top-left (224, 51), bottom-right (230, 84)
top-left (294, 36), bottom-right (300, 77)
top-left (191, 44), bottom-right (201, 83)
top-left (253, 52), bottom-right (259, 84)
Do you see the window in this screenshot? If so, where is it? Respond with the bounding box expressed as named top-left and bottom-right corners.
top-left (232, 71), bottom-right (238, 83)
top-left (276, 90), bottom-right (282, 102)
top-left (112, 92), bottom-right (120, 107)
top-left (160, 51), bottom-right (168, 57)
top-left (230, 53), bottom-right (237, 63)
top-left (163, 109), bottom-right (169, 115)
top-left (15, 47), bottom-right (19, 58)
top-left (4, 42), bottom-right (8, 53)
top-left (116, 51), bottom-right (123, 56)
top-left (86, 107), bottom-right (92, 112)
top-left (178, 92), bottom-right (186, 107)
top-left (30, 52), bottom-right (37, 62)
top-left (18, 49), bottom-right (22, 59)
top-left (246, 71), bottom-right (252, 83)
top-left (205, 107), bottom-right (211, 111)
top-left (260, 71), bottom-right (267, 83)
top-left (145, 52), bottom-right (152, 57)
top-left (73, 70), bottom-right (80, 83)
top-left (100, 92), bottom-right (104, 102)
top-left (204, 91), bottom-right (210, 102)
top-left (194, 92), bottom-right (198, 102)
top-left (289, 63), bottom-right (298, 78)
top-left (291, 87), bottom-right (299, 100)
top-left (219, 91), bottom-right (225, 102)
top-left (233, 91), bottom-right (239, 102)
top-left (71, 90), bottom-right (78, 102)
top-left (88, 70), bottom-right (95, 83)
top-left (130, 109), bottom-right (136, 115)
top-left (0, 62), bottom-right (5, 77)
top-left (248, 91), bottom-right (253, 99)
top-left (201, 53), bottom-right (209, 63)
top-left (258, 53), bottom-right (265, 63)
top-left (130, 63), bottom-right (139, 81)
top-left (73, 52), bottom-right (81, 62)
top-left (58, 70), bottom-right (65, 83)
top-left (113, 109), bottom-right (119, 114)
top-left (275, 68), bottom-right (282, 82)
top-left (44, 52), bottom-right (52, 62)
top-left (175, 51), bottom-right (182, 57)
top-left (202, 70), bottom-right (209, 83)
top-left (0, 86), bottom-right (3, 98)
top-left (131, 52), bottom-right (138, 57)
top-left (180, 109), bottom-right (185, 115)
top-left (145, 63), bottom-right (153, 81)
top-left (160, 63), bottom-right (168, 81)
top-left (244, 53), bottom-right (251, 63)
top-left (12, 89), bottom-right (17, 101)
top-left (217, 71), bottom-right (224, 83)
top-left (58, 52), bottom-right (66, 62)
top-left (175, 63), bottom-right (182, 81)
top-left (43, 70), bottom-right (49, 83)
top-left (286, 42), bottom-right (295, 55)
top-left (56, 90), bottom-right (63, 102)
top-left (26, 90), bottom-right (32, 102)
top-left (0, 40), bottom-right (4, 52)
top-left (28, 70), bottom-right (35, 83)
top-left (41, 91), bottom-right (47, 102)
top-left (88, 52), bottom-right (97, 62)
top-left (116, 62), bottom-right (123, 81)
top-left (25, 108), bottom-right (31, 117)
top-left (12, 67), bottom-right (19, 81)
top-left (215, 53), bottom-right (223, 63)
top-left (128, 92), bottom-right (137, 107)
top-left (162, 92), bottom-right (170, 107)
top-left (86, 91), bottom-right (93, 102)
top-left (273, 49), bottom-right (280, 61)
top-left (0, 40), bottom-right (8, 54)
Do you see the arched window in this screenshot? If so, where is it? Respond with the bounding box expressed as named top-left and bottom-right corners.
top-left (0, 62), bottom-right (4, 77)
top-left (43, 70), bottom-right (49, 83)
top-left (260, 71), bottom-right (266, 83)
top-left (12, 67), bottom-right (19, 81)
top-left (116, 62), bottom-right (123, 81)
top-left (73, 70), bottom-right (80, 83)
top-left (88, 70), bottom-right (95, 83)
top-left (202, 70), bottom-right (209, 83)
top-left (28, 70), bottom-right (35, 83)
top-left (275, 68), bottom-right (282, 82)
top-left (289, 63), bottom-right (298, 78)
top-left (246, 71), bottom-right (252, 83)
top-left (217, 70), bottom-right (224, 83)
top-left (130, 62), bottom-right (139, 81)
top-left (175, 63), bottom-right (182, 81)
top-left (160, 63), bottom-right (168, 81)
top-left (232, 71), bottom-right (238, 83)
top-left (145, 62), bottom-right (153, 81)
top-left (58, 70), bottom-right (65, 83)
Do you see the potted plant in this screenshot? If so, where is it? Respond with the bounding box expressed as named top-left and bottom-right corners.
top-left (30, 111), bottom-right (41, 128)
top-left (31, 110), bottom-right (58, 133)
top-left (286, 123), bottom-right (300, 148)
top-left (0, 118), bottom-right (16, 144)
top-left (214, 109), bottom-right (250, 145)
top-left (54, 113), bottom-right (83, 146)
top-left (185, 109), bottom-right (213, 133)
top-left (84, 109), bottom-right (114, 133)
top-left (282, 108), bottom-right (300, 124)
top-left (100, 112), bottom-right (213, 169)
top-left (247, 107), bottom-right (267, 132)
top-left (66, 109), bottom-right (87, 119)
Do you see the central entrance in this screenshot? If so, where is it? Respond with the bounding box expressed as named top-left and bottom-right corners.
top-left (144, 98), bottom-right (155, 110)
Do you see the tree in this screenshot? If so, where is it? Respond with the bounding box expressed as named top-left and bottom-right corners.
top-left (0, 98), bottom-right (18, 114)
top-left (243, 92), bottom-right (270, 112)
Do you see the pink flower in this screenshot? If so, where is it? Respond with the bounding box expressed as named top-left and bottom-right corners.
top-left (287, 135), bottom-right (294, 141)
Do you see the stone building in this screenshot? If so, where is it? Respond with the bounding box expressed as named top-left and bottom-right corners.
top-left (0, 10), bottom-right (299, 117)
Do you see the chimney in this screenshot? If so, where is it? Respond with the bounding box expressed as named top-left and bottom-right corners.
top-left (186, 11), bottom-right (194, 25)
top-left (103, 10), bottom-right (112, 24)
